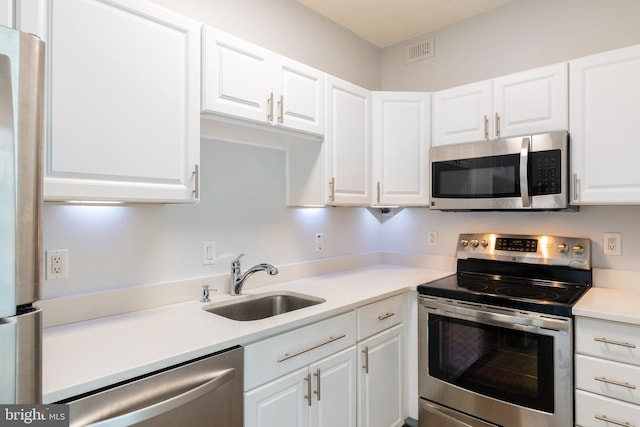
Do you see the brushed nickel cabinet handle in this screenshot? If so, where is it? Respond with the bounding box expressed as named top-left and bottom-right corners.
top-left (595, 376), bottom-right (637, 389)
top-left (362, 346), bottom-right (369, 374)
top-left (192, 164), bottom-right (200, 199)
top-left (277, 95), bottom-right (284, 124)
top-left (377, 181), bottom-right (381, 204)
top-left (267, 92), bottom-right (274, 122)
top-left (594, 336), bottom-right (637, 348)
top-left (483, 115), bottom-right (489, 139)
top-left (378, 312), bottom-right (395, 321)
top-left (304, 373), bottom-right (312, 406)
top-left (573, 173), bottom-right (579, 201)
top-left (495, 112), bottom-right (500, 138)
top-left (329, 177), bottom-right (335, 202)
top-left (313, 368), bottom-right (321, 401)
top-left (595, 414), bottom-right (635, 427)
top-left (277, 335), bottom-right (346, 363)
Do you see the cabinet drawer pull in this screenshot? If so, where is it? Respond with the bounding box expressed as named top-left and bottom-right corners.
top-left (378, 312), bottom-right (395, 321)
top-left (495, 112), bottom-right (500, 138)
top-left (595, 376), bottom-right (637, 389)
top-left (329, 177), bottom-right (335, 202)
top-left (192, 164), bottom-right (200, 199)
top-left (595, 414), bottom-right (635, 427)
top-left (277, 334), bottom-right (346, 363)
top-left (594, 336), bottom-right (637, 348)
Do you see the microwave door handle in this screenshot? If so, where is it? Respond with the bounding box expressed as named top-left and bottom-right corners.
top-left (520, 137), bottom-right (531, 208)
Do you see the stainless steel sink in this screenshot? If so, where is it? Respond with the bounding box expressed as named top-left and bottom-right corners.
top-left (204, 291), bottom-right (325, 321)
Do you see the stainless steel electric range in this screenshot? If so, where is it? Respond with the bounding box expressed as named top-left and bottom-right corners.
top-left (417, 233), bottom-right (592, 427)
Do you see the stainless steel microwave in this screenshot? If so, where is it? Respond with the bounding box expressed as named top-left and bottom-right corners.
top-left (429, 131), bottom-right (571, 210)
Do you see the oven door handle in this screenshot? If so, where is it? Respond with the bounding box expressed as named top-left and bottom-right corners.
top-left (420, 298), bottom-right (569, 332)
top-left (520, 136), bottom-right (531, 208)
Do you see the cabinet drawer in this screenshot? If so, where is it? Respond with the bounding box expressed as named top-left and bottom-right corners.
top-left (357, 294), bottom-right (404, 340)
top-left (575, 389), bottom-right (640, 427)
top-left (576, 354), bottom-right (640, 405)
top-left (576, 317), bottom-right (640, 365)
top-left (244, 311), bottom-right (356, 390)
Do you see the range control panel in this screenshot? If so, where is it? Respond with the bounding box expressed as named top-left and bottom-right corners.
top-left (457, 233), bottom-right (591, 269)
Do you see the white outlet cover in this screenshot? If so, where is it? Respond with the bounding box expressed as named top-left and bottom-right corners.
top-left (603, 232), bottom-right (622, 256)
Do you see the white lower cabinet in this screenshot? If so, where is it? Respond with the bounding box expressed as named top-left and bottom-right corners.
top-left (245, 347), bottom-right (357, 427)
top-left (358, 325), bottom-right (403, 427)
top-left (575, 316), bottom-right (640, 426)
top-left (356, 294), bottom-right (405, 427)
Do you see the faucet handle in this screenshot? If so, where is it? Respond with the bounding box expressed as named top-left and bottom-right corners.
top-left (233, 253), bottom-right (245, 264)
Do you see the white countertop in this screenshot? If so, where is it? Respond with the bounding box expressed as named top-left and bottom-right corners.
top-left (43, 264), bottom-right (451, 403)
top-left (574, 286), bottom-right (640, 325)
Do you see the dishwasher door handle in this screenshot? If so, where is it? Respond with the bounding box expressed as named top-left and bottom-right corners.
top-left (86, 368), bottom-right (236, 427)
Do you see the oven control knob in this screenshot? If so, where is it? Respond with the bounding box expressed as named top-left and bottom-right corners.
top-left (573, 244), bottom-right (584, 255)
top-left (480, 240), bottom-right (489, 248)
top-left (470, 239), bottom-right (480, 248)
top-left (459, 239), bottom-right (469, 248)
top-left (558, 243), bottom-right (569, 254)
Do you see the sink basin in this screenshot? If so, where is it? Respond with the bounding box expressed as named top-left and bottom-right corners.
top-left (204, 291), bottom-right (326, 321)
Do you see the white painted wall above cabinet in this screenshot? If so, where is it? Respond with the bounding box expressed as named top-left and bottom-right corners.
top-left (570, 43), bottom-right (640, 205)
top-left (202, 26), bottom-right (325, 137)
top-left (432, 63), bottom-right (568, 147)
top-left (35, 0), bottom-right (201, 203)
top-left (372, 92), bottom-right (430, 207)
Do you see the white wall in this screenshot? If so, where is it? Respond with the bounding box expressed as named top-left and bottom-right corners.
top-left (381, 0), bottom-right (640, 91)
top-left (42, 141), bottom-right (381, 299)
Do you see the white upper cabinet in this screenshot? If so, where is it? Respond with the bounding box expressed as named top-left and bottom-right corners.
top-left (325, 76), bottom-right (372, 206)
top-left (202, 26), bottom-right (324, 136)
top-left (493, 63), bottom-right (568, 139)
top-left (372, 92), bottom-right (430, 206)
top-left (34, 0), bottom-right (201, 202)
top-left (432, 63), bottom-right (567, 146)
top-left (432, 80), bottom-right (492, 146)
top-left (570, 44), bottom-right (640, 204)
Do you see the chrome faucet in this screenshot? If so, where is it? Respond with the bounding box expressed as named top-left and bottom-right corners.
top-left (231, 254), bottom-right (278, 296)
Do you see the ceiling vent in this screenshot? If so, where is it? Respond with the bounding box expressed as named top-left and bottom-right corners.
top-left (405, 38), bottom-right (435, 64)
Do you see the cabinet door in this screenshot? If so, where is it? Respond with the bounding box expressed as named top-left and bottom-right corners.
top-left (570, 44), bottom-right (640, 204)
top-left (245, 368), bottom-right (310, 427)
top-left (325, 76), bottom-right (372, 206)
top-left (493, 63), bottom-right (568, 139)
top-left (42, 0), bottom-right (200, 202)
top-left (0, 0), bottom-right (12, 27)
top-left (372, 92), bottom-right (430, 206)
top-left (274, 55), bottom-right (324, 135)
top-left (202, 26), bottom-right (272, 124)
top-left (309, 347), bottom-right (357, 427)
top-left (358, 325), bottom-right (403, 427)
top-left (432, 80), bottom-right (492, 146)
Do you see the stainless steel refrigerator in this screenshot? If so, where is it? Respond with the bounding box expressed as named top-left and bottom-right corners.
top-left (0, 25), bottom-right (45, 404)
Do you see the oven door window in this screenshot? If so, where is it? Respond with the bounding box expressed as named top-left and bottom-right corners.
top-left (428, 314), bottom-right (554, 413)
top-left (432, 154), bottom-right (520, 199)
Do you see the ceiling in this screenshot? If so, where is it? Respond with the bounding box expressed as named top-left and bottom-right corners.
top-left (294, 0), bottom-right (513, 49)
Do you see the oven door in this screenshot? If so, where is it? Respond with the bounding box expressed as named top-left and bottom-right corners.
top-left (418, 296), bottom-right (572, 427)
top-left (429, 131), bottom-right (568, 210)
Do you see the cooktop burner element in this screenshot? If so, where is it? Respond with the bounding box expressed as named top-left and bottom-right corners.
top-left (418, 233), bottom-right (592, 316)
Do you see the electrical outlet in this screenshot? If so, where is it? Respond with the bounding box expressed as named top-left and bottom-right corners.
top-left (315, 233), bottom-right (324, 251)
top-left (603, 232), bottom-right (622, 256)
top-left (428, 230), bottom-right (438, 246)
top-left (46, 249), bottom-right (68, 279)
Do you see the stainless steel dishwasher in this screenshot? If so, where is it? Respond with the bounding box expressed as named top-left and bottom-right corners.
top-left (61, 346), bottom-right (243, 427)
